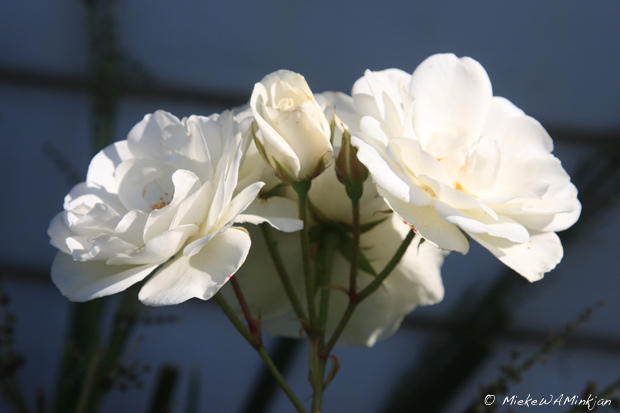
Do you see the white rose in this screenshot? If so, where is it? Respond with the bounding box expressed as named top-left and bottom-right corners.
top-left (250, 70), bottom-right (333, 181)
top-left (351, 54), bottom-right (581, 281)
top-left (233, 105), bottom-right (304, 231)
top-left (48, 110), bottom-right (300, 305)
top-left (224, 92), bottom-right (446, 346)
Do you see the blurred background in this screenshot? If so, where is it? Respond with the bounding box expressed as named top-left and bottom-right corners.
top-left (1, 0), bottom-right (619, 412)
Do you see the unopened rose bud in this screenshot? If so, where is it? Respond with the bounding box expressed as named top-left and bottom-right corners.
top-left (335, 129), bottom-right (368, 200)
top-left (250, 70), bottom-right (333, 182)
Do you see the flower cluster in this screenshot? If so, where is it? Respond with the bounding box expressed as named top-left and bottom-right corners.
top-left (48, 54), bottom-right (580, 346)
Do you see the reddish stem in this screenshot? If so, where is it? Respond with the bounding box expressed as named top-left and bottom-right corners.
top-left (230, 276), bottom-right (262, 348)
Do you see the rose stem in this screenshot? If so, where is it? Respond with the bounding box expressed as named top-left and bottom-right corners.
top-left (215, 292), bottom-right (307, 413)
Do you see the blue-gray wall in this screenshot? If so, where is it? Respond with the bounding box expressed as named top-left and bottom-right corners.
top-left (1, 1), bottom-right (619, 412)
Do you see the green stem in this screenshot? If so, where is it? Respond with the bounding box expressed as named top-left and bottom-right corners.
top-left (215, 293), bottom-right (308, 413)
top-left (321, 302), bottom-right (356, 357)
top-left (312, 370), bottom-right (324, 413)
top-left (311, 384), bottom-right (323, 413)
top-left (75, 348), bottom-right (102, 413)
top-left (241, 338), bottom-right (300, 413)
top-left (256, 347), bottom-right (308, 413)
top-left (317, 232), bottom-right (339, 333)
top-left (310, 340), bottom-right (324, 413)
top-left (311, 231), bottom-right (339, 413)
top-left (292, 181), bottom-right (324, 411)
top-left (294, 182), bottom-right (317, 332)
top-left (215, 293), bottom-right (255, 345)
top-left (313, 199), bottom-right (360, 412)
top-left (321, 230), bottom-right (415, 356)
top-left (348, 198), bottom-right (361, 297)
top-left (261, 223), bottom-right (308, 331)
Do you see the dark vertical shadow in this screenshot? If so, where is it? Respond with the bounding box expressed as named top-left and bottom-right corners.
top-left (51, 1), bottom-right (122, 412)
top-left (147, 365), bottom-right (180, 413)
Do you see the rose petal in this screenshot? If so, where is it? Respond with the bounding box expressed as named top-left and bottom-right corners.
top-left (434, 202), bottom-right (530, 243)
top-left (410, 53), bottom-right (493, 155)
top-left (86, 141), bottom-right (133, 193)
top-left (236, 196), bottom-right (303, 232)
top-left (143, 169), bottom-right (201, 241)
top-left (382, 193), bottom-right (470, 254)
top-left (352, 68), bottom-right (411, 126)
top-left (138, 227), bottom-right (251, 306)
top-left (126, 110), bottom-right (185, 159)
top-left (215, 181), bottom-right (265, 231)
top-left (48, 212), bottom-right (72, 254)
top-left (251, 81), bottom-right (302, 178)
top-left (470, 231), bottom-right (563, 282)
top-left (51, 252), bottom-right (158, 302)
top-left (352, 136), bottom-right (414, 204)
top-left (107, 224), bottom-right (197, 265)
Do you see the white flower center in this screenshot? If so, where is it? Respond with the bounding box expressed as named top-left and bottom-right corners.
top-left (434, 135), bottom-right (500, 195)
top-left (270, 80), bottom-right (311, 110)
top-left (275, 97), bottom-right (296, 110)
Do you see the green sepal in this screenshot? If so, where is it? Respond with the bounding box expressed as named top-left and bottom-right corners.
top-left (344, 180), bottom-right (364, 202)
top-left (291, 180), bottom-right (311, 196)
top-left (308, 203), bottom-right (390, 235)
top-left (337, 232), bottom-right (377, 276)
top-left (359, 215), bottom-right (390, 233)
top-left (306, 150), bottom-right (332, 181)
top-left (272, 157), bottom-right (297, 184)
top-left (329, 112), bottom-right (337, 146)
top-left (251, 122), bottom-right (269, 162)
top-left (259, 182), bottom-right (289, 199)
